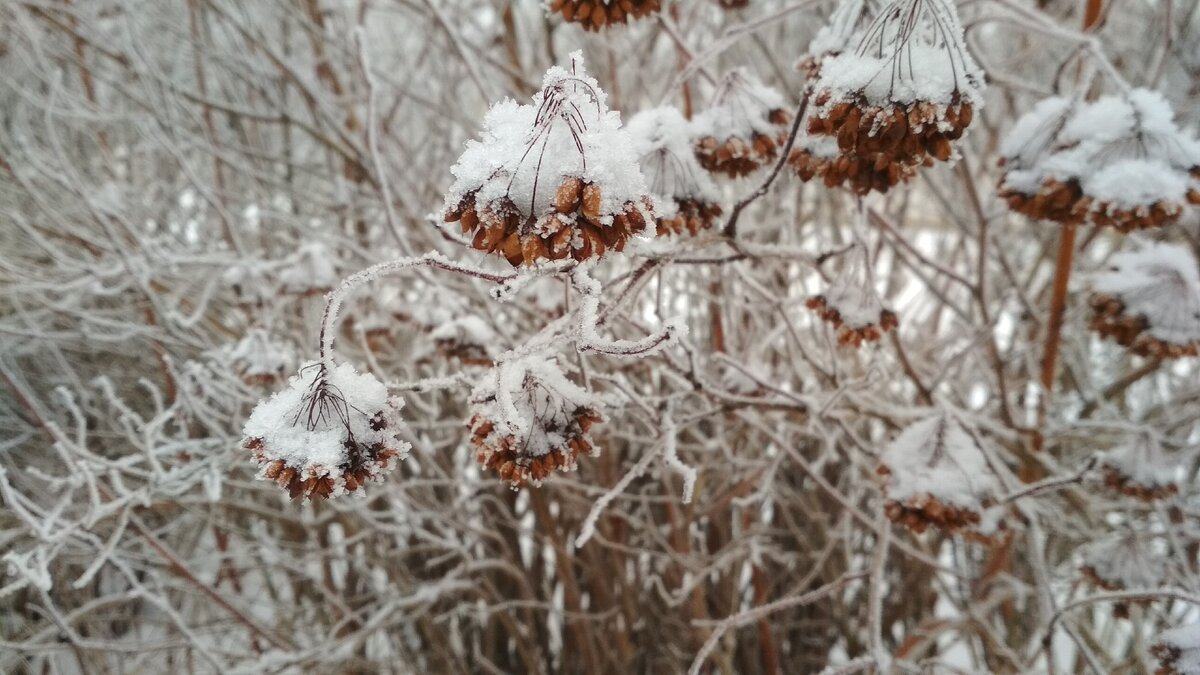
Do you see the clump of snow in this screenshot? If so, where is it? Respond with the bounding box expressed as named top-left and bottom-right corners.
top-left (1091, 240), bottom-right (1200, 346)
top-left (468, 355), bottom-right (606, 487)
top-left (444, 51), bottom-right (648, 220)
top-left (998, 96), bottom-right (1073, 171)
top-left (626, 106), bottom-right (720, 209)
top-left (812, 0), bottom-right (985, 108)
top-left (1084, 159), bottom-right (1189, 210)
top-left (691, 69), bottom-right (788, 143)
top-left (1099, 430), bottom-right (1180, 495)
top-left (1154, 623), bottom-right (1200, 675)
top-left (242, 360), bottom-right (408, 498)
top-left (999, 88), bottom-right (1200, 220)
top-left (805, 0), bottom-right (874, 61)
top-left (469, 356), bottom-right (603, 459)
top-left (879, 414), bottom-right (996, 508)
top-left (1081, 532), bottom-right (1166, 590)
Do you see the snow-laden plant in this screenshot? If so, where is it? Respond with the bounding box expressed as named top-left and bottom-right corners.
top-left (444, 52), bottom-right (653, 266)
top-left (1000, 89), bottom-right (1200, 230)
top-left (1088, 239), bottom-right (1200, 358)
top-left (4, 0), bottom-right (1200, 673)
top-left (243, 360), bottom-right (409, 499)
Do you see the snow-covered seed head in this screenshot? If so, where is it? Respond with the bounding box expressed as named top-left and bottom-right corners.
top-left (242, 361), bottom-right (409, 500)
top-left (878, 414), bottom-right (998, 535)
top-left (1099, 430), bottom-right (1179, 501)
top-left (548, 0), bottom-right (661, 31)
top-left (807, 245), bottom-right (898, 348)
top-left (1079, 531), bottom-right (1165, 617)
top-left (1152, 624), bottom-right (1200, 675)
top-left (626, 106), bottom-right (724, 237)
top-left (443, 52), bottom-right (652, 266)
top-left (1000, 90), bottom-right (1200, 230)
top-left (467, 356), bottom-right (604, 488)
top-left (692, 69), bottom-right (792, 178)
top-left (1088, 241), bottom-right (1200, 359)
top-left (801, 0), bottom-right (983, 193)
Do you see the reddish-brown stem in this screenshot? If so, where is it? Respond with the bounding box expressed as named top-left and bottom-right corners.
top-left (1036, 221), bottom-right (1077, 451)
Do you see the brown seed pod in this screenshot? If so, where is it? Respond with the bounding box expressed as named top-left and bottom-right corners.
top-left (470, 408), bottom-right (602, 488)
top-left (447, 185), bottom-right (651, 267)
top-left (549, 0), bottom-right (661, 31)
top-left (1088, 293), bottom-right (1199, 359)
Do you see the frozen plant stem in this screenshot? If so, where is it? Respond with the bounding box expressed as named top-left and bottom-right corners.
top-left (318, 253), bottom-right (512, 364)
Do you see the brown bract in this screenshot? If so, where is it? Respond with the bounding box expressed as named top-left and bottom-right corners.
top-left (804, 91), bottom-right (973, 194)
top-left (1089, 293), bottom-right (1199, 359)
top-left (695, 109), bottom-right (791, 178)
top-left (655, 199), bottom-right (723, 237)
top-left (997, 176), bottom-right (1087, 226)
top-left (445, 177), bottom-right (649, 266)
top-left (549, 0), bottom-right (660, 31)
top-left (1101, 464), bottom-right (1179, 502)
top-left (469, 408), bottom-right (601, 488)
top-left (806, 295), bottom-right (898, 348)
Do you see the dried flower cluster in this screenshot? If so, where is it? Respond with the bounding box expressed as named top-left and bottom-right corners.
top-left (1088, 241), bottom-right (1200, 359)
top-left (999, 90), bottom-right (1200, 230)
top-left (795, 0), bottom-right (983, 194)
top-left (1099, 431), bottom-right (1179, 501)
top-left (467, 357), bottom-right (604, 488)
top-left (549, 0), bottom-right (660, 31)
top-left (626, 106), bottom-right (724, 237)
top-left (444, 53), bottom-right (652, 266)
top-left (878, 414), bottom-right (998, 535)
top-left (1080, 532), bottom-right (1165, 617)
top-left (692, 70), bottom-right (792, 177)
top-left (1152, 623), bottom-right (1200, 675)
top-left (242, 362), bottom-right (409, 500)
top-left (807, 245), bottom-right (898, 347)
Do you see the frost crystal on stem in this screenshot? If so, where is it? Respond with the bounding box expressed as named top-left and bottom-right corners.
top-left (242, 361), bottom-right (409, 500)
top-left (1088, 240), bottom-right (1200, 359)
top-left (878, 413), bottom-right (998, 535)
top-left (467, 356), bottom-right (604, 488)
top-left (692, 69), bottom-right (792, 178)
top-left (799, 0), bottom-right (983, 194)
top-left (444, 52), bottom-right (652, 266)
top-left (627, 106), bottom-right (723, 237)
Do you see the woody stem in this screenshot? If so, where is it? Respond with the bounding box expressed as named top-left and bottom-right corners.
top-left (1036, 221), bottom-right (1077, 451)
